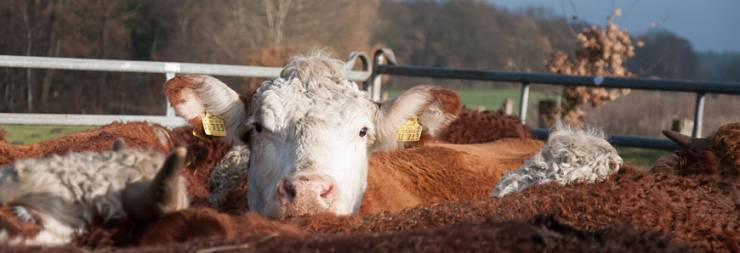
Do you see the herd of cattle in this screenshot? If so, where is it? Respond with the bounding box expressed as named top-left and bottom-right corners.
top-left (0, 53), bottom-right (737, 252)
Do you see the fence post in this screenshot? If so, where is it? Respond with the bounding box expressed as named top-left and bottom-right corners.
top-left (518, 82), bottom-right (530, 122)
top-left (369, 54), bottom-right (385, 102)
top-left (345, 52), bottom-right (370, 89)
top-left (368, 49), bottom-right (398, 102)
top-left (165, 72), bottom-right (176, 117)
top-left (500, 98), bottom-right (513, 115)
top-left (671, 119), bottom-right (694, 136)
top-left (692, 92), bottom-right (705, 138)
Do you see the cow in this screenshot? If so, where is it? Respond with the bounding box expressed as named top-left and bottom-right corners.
top-left (162, 52), bottom-right (547, 218)
top-left (654, 123), bottom-right (740, 177)
top-left (0, 140), bottom-right (189, 246)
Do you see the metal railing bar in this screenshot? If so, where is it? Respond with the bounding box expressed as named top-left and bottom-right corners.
top-left (0, 113), bottom-right (186, 127)
top-left (0, 55), bottom-right (371, 81)
top-left (376, 64), bottom-right (740, 95)
top-left (531, 128), bottom-right (680, 150)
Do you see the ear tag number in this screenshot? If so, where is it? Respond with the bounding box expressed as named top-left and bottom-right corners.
top-left (397, 117), bottom-right (422, 142)
top-left (202, 111), bottom-right (227, 137)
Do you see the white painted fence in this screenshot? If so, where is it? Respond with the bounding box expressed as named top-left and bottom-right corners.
top-left (0, 53), bottom-right (370, 127)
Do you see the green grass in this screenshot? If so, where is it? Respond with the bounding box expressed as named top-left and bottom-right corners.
top-left (0, 124), bottom-right (94, 145)
top-left (386, 88), bottom-right (548, 115)
top-left (617, 147), bottom-right (669, 167)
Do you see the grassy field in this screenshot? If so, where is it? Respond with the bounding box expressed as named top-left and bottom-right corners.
top-left (386, 88), bottom-right (548, 115)
top-left (616, 147), bottom-right (669, 167)
top-left (1, 124), bottom-right (94, 145)
top-left (1, 88), bottom-right (665, 166)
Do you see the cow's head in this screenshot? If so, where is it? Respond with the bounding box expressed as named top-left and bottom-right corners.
top-left (165, 53), bottom-right (461, 218)
top-left (657, 123), bottom-right (740, 176)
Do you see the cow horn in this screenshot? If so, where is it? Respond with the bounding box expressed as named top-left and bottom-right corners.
top-left (112, 138), bottom-right (126, 151)
top-left (662, 130), bottom-right (712, 149)
top-left (122, 147), bottom-right (189, 221)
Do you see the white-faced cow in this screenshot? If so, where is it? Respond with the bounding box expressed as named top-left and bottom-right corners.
top-left (164, 52), bottom-right (462, 218)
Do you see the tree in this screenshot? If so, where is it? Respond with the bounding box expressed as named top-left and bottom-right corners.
top-left (627, 30), bottom-right (699, 80)
top-left (544, 19), bottom-right (638, 126)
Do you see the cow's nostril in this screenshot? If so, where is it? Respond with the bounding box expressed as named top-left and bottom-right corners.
top-left (280, 179), bottom-right (297, 199)
top-left (320, 184), bottom-right (334, 199)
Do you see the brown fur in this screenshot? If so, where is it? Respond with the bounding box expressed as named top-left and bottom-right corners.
top-left (0, 207), bottom-right (41, 241)
top-left (426, 88), bottom-right (463, 118)
top-left (107, 214), bottom-right (690, 253)
top-left (361, 139), bottom-right (544, 214)
top-left (136, 208), bottom-right (305, 246)
top-left (654, 122), bottom-right (740, 178)
top-left (438, 108), bottom-right (533, 144)
top-left (6, 208), bottom-right (695, 252)
top-left (168, 127), bottom-right (234, 208)
top-left (710, 122), bottom-right (740, 175)
top-left (654, 149), bottom-right (722, 176)
top-left (0, 122), bottom-right (171, 165)
top-left (289, 166), bottom-right (739, 252)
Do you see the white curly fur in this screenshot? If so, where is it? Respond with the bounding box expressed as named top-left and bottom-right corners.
top-left (491, 124), bottom-right (623, 198)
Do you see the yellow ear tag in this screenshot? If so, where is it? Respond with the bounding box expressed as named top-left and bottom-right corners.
top-left (192, 129), bottom-right (211, 141)
top-left (202, 111), bottom-right (227, 137)
top-left (396, 117), bottom-right (423, 142)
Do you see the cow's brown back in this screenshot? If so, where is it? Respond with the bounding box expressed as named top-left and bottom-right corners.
top-left (361, 138), bottom-right (543, 214)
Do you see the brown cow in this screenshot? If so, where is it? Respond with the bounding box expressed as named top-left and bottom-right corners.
top-left (655, 122), bottom-right (740, 177)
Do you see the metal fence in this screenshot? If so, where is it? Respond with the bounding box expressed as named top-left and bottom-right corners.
top-left (3, 50), bottom-right (740, 150)
top-left (0, 53), bottom-right (370, 127)
top-left (366, 49), bottom-right (740, 150)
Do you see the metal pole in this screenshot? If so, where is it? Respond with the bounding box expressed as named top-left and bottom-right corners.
top-left (518, 82), bottom-right (530, 122)
top-left (692, 92), bottom-right (705, 138)
top-left (165, 72), bottom-right (176, 117)
top-left (370, 54), bottom-right (385, 101)
top-left (345, 52), bottom-right (370, 90)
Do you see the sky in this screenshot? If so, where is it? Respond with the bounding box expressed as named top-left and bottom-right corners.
top-left (489, 0), bottom-right (740, 52)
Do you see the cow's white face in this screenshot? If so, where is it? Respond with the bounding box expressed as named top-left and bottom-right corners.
top-left (165, 53), bottom-right (462, 218)
top-left (246, 65), bottom-right (376, 217)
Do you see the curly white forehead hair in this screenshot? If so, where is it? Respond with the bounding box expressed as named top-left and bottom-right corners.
top-left (491, 123), bottom-right (623, 198)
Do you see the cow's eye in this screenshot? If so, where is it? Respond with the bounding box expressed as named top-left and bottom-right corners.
top-left (359, 127), bottom-right (368, 137)
top-left (253, 123), bottom-right (264, 133)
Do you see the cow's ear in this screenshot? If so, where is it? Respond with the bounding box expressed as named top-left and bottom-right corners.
top-left (371, 86), bottom-right (462, 152)
top-left (164, 74), bottom-right (249, 144)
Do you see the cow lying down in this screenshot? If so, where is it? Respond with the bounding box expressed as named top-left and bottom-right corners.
top-left (0, 141), bottom-right (189, 245)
